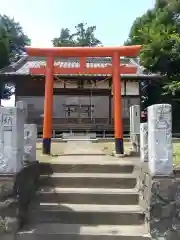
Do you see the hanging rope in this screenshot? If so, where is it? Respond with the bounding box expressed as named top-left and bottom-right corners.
top-left (90, 80), bottom-right (93, 120)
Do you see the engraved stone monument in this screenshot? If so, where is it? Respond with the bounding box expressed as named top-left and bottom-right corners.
top-left (24, 124), bottom-right (37, 163)
top-left (140, 122), bottom-right (148, 162)
top-left (0, 105), bottom-right (26, 173)
top-left (148, 104), bottom-right (173, 175)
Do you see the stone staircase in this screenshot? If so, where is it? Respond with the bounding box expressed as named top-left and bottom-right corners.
top-left (17, 159), bottom-right (151, 240)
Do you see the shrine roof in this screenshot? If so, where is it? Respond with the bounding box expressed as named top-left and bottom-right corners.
top-left (0, 55), bottom-right (161, 81)
top-left (0, 55), bottom-right (143, 76)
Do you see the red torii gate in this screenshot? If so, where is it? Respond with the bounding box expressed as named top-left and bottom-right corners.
top-left (25, 45), bottom-right (141, 155)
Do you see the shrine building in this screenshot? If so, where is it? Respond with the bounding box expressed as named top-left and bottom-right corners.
top-left (0, 55), bottom-right (158, 137)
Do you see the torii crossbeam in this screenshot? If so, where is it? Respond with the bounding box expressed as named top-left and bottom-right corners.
top-left (25, 45), bottom-right (141, 155)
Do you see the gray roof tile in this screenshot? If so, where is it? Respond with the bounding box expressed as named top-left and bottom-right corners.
top-left (0, 56), bottom-right (140, 77)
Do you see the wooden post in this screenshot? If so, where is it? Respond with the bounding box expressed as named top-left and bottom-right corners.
top-left (43, 56), bottom-right (54, 154)
top-left (112, 52), bottom-right (124, 154)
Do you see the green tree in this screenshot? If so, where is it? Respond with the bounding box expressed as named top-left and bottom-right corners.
top-left (0, 23), bottom-right (9, 69)
top-left (0, 15), bottom-right (30, 62)
top-left (52, 22), bottom-right (101, 47)
top-left (52, 28), bottom-right (75, 47)
top-left (125, 0), bottom-right (180, 130)
top-left (0, 15), bottom-right (30, 100)
top-left (74, 23), bottom-right (101, 46)
top-left (125, 0), bottom-right (180, 99)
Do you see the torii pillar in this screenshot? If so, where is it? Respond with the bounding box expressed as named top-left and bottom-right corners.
top-left (112, 52), bottom-right (123, 154)
top-left (43, 56), bottom-right (54, 154)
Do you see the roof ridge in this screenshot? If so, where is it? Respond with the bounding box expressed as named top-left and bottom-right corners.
top-left (0, 55), bottom-right (28, 73)
top-left (28, 56), bottom-right (135, 64)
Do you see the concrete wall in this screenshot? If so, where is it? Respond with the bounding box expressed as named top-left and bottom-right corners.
top-left (16, 95), bottom-right (140, 120)
top-left (16, 95), bottom-right (109, 118)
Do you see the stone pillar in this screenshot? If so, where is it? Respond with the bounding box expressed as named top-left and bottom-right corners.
top-left (130, 105), bottom-right (140, 153)
top-left (138, 104), bottom-right (178, 239)
top-left (140, 122), bottom-right (148, 162)
top-left (0, 105), bottom-right (25, 174)
top-left (148, 104), bottom-right (173, 176)
top-left (24, 124), bottom-right (37, 163)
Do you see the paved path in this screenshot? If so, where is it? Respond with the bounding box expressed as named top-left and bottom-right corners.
top-left (63, 141), bottom-right (103, 155)
top-left (54, 140), bottom-right (139, 165)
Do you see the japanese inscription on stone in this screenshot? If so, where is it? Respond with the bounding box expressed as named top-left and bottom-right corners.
top-left (148, 104), bottom-right (173, 176)
top-left (0, 106), bottom-right (25, 173)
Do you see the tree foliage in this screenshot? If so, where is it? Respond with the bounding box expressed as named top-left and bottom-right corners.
top-left (0, 15), bottom-right (30, 100)
top-left (0, 22), bottom-right (9, 69)
top-left (52, 22), bottom-right (101, 47)
top-left (125, 0), bottom-right (180, 107)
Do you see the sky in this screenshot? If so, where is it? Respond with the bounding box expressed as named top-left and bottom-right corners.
top-left (1, 0), bottom-right (155, 106)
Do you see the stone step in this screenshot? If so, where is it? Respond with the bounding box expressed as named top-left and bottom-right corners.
top-left (36, 187), bottom-right (139, 205)
top-left (39, 162), bottom-right (134, 174)
top-left (17, 223), bottom-right (150, 240)
top-left (39, 173), bottom-right (137, 189)
top-left (29, 203), bottom-right (144, 225)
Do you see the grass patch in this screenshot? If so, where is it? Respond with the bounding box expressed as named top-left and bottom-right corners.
top-left (173, 142), bottom-right (180, 166)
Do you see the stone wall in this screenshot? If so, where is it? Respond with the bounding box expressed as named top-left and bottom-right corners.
top-left (0, 102), bottom-right (39, 235)
top-left (0, 162), bottom-right (39, 234)
top-left (138, 162), bottom-right (180, 239)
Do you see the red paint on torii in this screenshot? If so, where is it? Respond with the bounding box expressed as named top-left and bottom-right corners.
top-left (25, 45), bottom-right (141, 155)
top-left (26, 46), bottom-right (141, 57)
